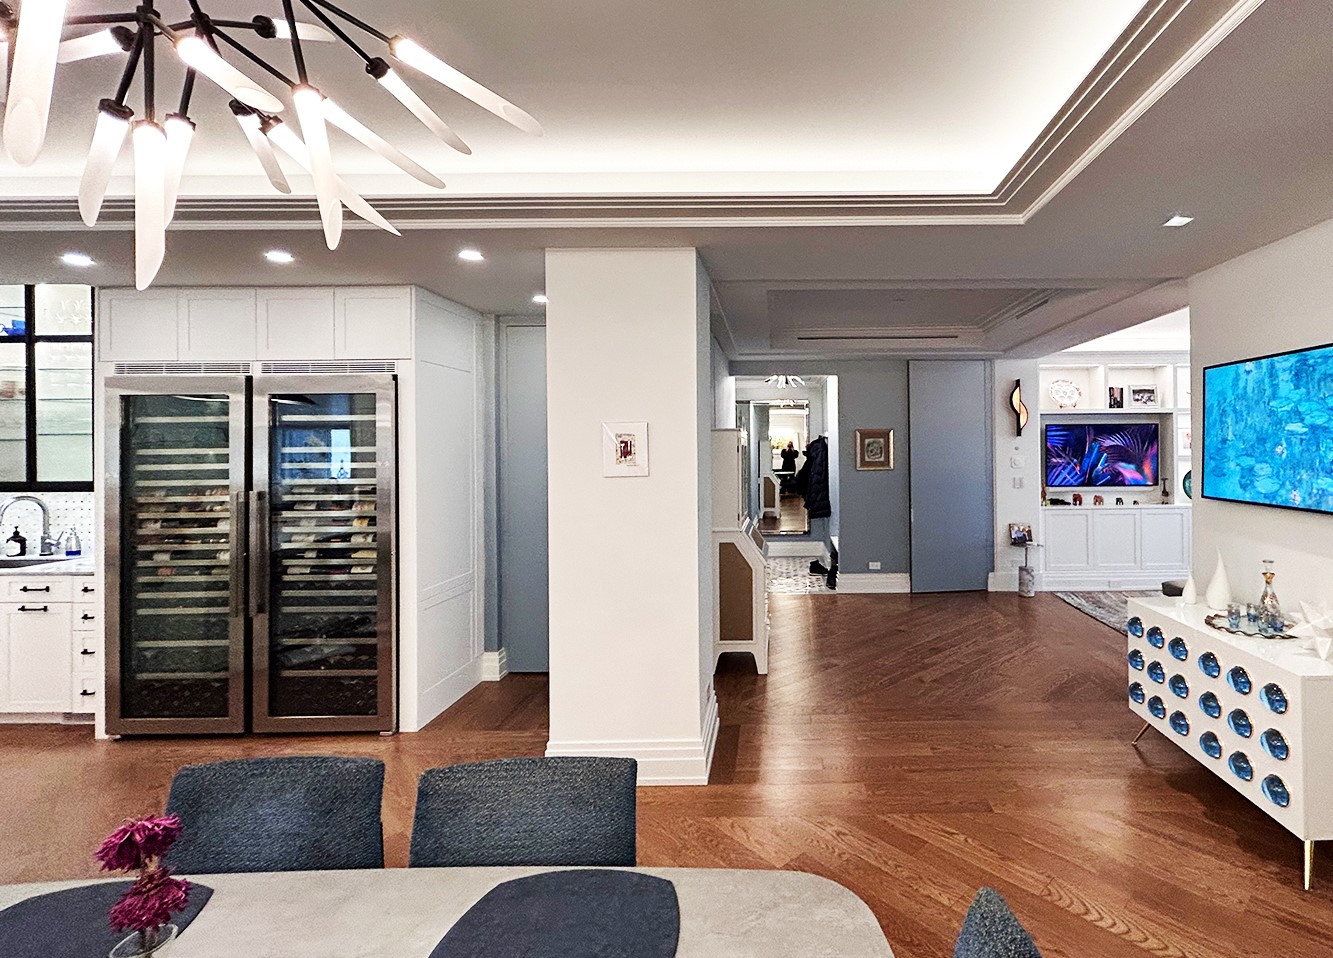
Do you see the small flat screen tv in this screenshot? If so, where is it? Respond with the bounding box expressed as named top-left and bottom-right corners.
top-left (1044, 423), bottom-right (1159, 488)
top-left (1203, 342), bottom-right (1333, 515)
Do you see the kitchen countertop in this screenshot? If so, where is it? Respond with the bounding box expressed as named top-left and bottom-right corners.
top-left (0, 556), bottom-right (95, 576)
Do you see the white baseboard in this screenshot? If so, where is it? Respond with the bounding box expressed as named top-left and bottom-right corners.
top-left (0, 713), bottom-right (92, 725)
top-left (546, 685), bottom-right (720, 786)
top-left (765, 540), bottom-right (825, 558)
top-left (405, 654), bottom-right (483, 732)
top-left (837, 572), bottom-right (911, 593)
top-left (1040, 571), bottom-right (1182, 592)
top-left (480, 648), bottom-right (509, 681)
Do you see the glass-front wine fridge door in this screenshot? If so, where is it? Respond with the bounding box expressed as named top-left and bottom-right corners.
top-left (252, 377), bottom-right (396, 732)
top-left (105, 379), bottom-right (248, 734)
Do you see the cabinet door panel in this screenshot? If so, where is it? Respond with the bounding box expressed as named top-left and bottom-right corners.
top-left (335, 288), bottom-right (412, 359)
top-left (1042, 511), bottom-right (1092, 571)
top-left (0, 603), bottom-right (72, 712)
top-left (98, 290), bottom-right (180, 362)
top-left (1091, 512), bottom-right (1140, 569)
top-left (257, 289), bottom-right (336, 360)
top-left (180, 289), bottom-right (257, 360)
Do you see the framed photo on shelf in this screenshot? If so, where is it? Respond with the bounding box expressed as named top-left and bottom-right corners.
top-left (602, 421), bottom-right (649, 477)
top-left (1008, 523), bottom-right (1034, 546)
top-left (1177, 427), bottom-right (1193, 456)
top-left (855, 429), bottom-right (894, 470)
top-left (1108, 386), bottom-right (1125, 409)
top-left (1129, 384), bottom-right (1160, 408)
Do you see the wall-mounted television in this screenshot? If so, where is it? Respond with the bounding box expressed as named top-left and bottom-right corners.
top-left (1203, 342), bottom-right (1333, 515)
top-left (1044, 423), bottom-right (1159, 488)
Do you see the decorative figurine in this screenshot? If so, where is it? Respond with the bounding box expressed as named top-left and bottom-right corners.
top-left (1093, 495), bottom-right (1105, 506)
top-left (1205, 549), bottom-right (1233, 612)
top-left (1072, 493), bottom-right (1083, 506)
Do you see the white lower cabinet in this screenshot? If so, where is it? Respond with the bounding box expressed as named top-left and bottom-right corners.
top-left (1040, 505), bottom-right (1191, 590)
top-left (0, 576), bottom-right (98, 717)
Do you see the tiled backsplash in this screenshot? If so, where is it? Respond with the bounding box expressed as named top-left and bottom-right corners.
top-left (0, 490), bottom-right (96, 556)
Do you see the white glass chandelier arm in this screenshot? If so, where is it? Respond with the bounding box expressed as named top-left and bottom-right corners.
top-left (321, 97), bottom-right (445, 189)
top-left (232, 103), bottom-right (291, 194)
top-left (266, 18), bottom-right (336, 43)
top-left (78, 98), bottom-right (134, 227)
top-left (389, 35), bottom-right (542, 136)
top-left (3, 0), bottom-right (68, 166)
top-left (132, 121), bottom-right (168, 291)
top-left (163, 114), bottom-right (196, 224)
top-left (57, 26), bottom-right (134, 63)
top-left (173, 35), bottom-right (285, 114)
top-left (292, 85), bottom-right (343, 250)
top-left (264, 120), bottom-right (400, 236)
top-left (373, 63), bottom-right (470, 155)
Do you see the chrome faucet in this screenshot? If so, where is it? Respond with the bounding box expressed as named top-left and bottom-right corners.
top-left (0, 495), bottom-right (60, 556)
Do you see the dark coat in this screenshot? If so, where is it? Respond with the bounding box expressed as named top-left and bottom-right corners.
top-left (796, 436), bottom-right (832, 519)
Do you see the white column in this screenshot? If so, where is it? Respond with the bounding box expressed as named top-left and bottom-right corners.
top-left (543, 248), bottom-right (719, 785)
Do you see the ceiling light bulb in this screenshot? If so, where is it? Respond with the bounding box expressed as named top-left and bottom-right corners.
top-left (322, 97), bottom-right (445, 189)
top-left (231, 101), bottom-right (291, 194)
top-left (163, 113), bottom-right (196, 224)
top-left (3, 0), bottom-right (68, 166)
top-left (1163, 214), bottom-right (1195, 228)
top-left (174, 35), bottom-right (284, 114)
top-left (292, 85), bottom-right (342, 251)
top-left (132, 121), bottom-right (168, 291)
top-left (57, 27), bottom-right (133, 63)
top-left (265, 249), bottom-right (295, 264)
top-left (78, 98), bottom-right (134, 227)
top-left (61, 252), bottom-right (95, 268)
top-left (371, 61), bottom-right (470, 155)
top-left (532, 293), bottom-right (549, 305)
top-left (458, 248), bottom-right (484, 262)
top-left (388, 35), bottom-right (543, 136)
top-left (264, 119), bottom-right (400, 236)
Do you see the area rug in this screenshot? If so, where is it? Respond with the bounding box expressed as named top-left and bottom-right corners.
top-left (766, 557), bottom-right (833, 594)
top-left (1055, 591), bottom-right (1157, 632)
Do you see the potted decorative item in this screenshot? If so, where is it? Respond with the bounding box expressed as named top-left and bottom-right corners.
top-left (94, 815), bottom-right (191, 958)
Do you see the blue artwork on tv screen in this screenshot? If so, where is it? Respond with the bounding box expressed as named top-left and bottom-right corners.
top-left (1203, 343), bottom-right (1333, 514)
top-left (1044, 424), bottom-right (1159, 487)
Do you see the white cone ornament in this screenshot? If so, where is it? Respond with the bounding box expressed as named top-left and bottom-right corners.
top-left (1204, 550), bottom-right (1232, 612)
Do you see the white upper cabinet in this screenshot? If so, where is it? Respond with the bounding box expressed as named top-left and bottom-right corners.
top-left (99, 289), bottom-right (180, 361)
top-left (256, 288), bottom-right (337, 359)
top-left (179, 289), bottom-right (257, 360)
top-left (335, 287), bottom-right (414, 360)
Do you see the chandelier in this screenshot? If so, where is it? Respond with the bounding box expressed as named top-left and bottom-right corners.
top-left (0, 1), bottom-right (542, 289)
top-left (764, 375), bottom-right (806, 389)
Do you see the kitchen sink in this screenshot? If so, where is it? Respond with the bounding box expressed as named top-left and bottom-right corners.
top-left (0, 557), bottom-right (70, 569)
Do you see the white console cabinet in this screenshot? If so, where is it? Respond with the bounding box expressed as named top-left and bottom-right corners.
top-left (1040, 505), bottom-right (1190, 590)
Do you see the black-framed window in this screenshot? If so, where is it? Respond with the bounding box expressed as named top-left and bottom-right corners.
top-left (0, 284), bottom-right (95, 491)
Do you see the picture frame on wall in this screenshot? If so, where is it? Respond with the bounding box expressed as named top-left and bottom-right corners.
top-left (1129, 384), bottom-right (1160, 408)
top-left (1177, 427), bottom-right (1192, 456)
top-left (602, 421), bottom-right (649, 477)
top-left (855, 428), bottom-right (894, 471)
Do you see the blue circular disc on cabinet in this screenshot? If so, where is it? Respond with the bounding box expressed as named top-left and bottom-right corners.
top-left (1168, 636), bottom-right (1189, 661)
top-left (1147, 661), bottom-right (1166, 684)
top-left (1128, 649), bottom-right (1145, 671)
top-left (1260, 683), bottom-right (1288, 714)
top-left (1261, 774), bottom-right (1291, 808)
top-left (1228, 666), bottom-right (1252, 694)
top-left (1148, 696), bottom-right (1167, 719)
top-left (1228, 709), bottom-right (1253, 738)
top-left (1199, 692), bottom-right (1222, 719)
top-left (1169, 674), bottom-right (1189, 699)
top-left (1146, 626), bottom-right (1165, 648)
top-left (1261, 729), bottom-right (1289, 761)
top-left (1200, 731), bottom-right (1223, 759)
top-left (1129, 682), bottom-right (1146, 704)
top-left (1128, 616), bottom-right (1145, 638)
top-left (1169, 711), bottom-right (1190, 736)
top-left (1229, 752), bottom-right (1254, 782)
top-left (1198, 652), bottom-right (1221, 678)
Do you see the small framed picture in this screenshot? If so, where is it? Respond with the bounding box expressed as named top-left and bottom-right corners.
top-left (602, 421), bottom-right (649, 477)
top-left (855, 429), bottom-right (894, 471)
top-left (1177, 427), bottom-right (1192, 456)
top-left (1008, 523), bottom-right (1034, 546)
top-left (1108, 386), bottom-right (1125, 409)
top-left (1129, 384), bottom-right (1160, 408)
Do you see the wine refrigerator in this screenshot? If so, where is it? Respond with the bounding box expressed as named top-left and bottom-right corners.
top-left (103, 375), bottom-right (396, 734)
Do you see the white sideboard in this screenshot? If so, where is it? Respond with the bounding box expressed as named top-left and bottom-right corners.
top-left (1040, 505), bottom-right (1190, 590)
top-left (1127, 597), bottom-right (1333, 889)
top-left (0, 570), bottom-right (100, 720)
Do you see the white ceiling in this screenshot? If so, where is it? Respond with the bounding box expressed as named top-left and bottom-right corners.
top-left (5, 0), bottom-right (1142, 196)
top-left (1066, 308), bottom-right (1190, 353)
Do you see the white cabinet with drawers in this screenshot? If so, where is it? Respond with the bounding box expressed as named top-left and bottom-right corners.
top-left (0, 575), bottom-right (99, 718)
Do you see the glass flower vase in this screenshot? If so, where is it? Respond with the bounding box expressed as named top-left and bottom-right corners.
top-left (110, 924), bottom-right (178, 958)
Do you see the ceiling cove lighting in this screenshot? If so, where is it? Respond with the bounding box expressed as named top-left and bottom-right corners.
top-left (265, 249), bottom-right (295, 264)
top-left (1163, 214), bottom-right (1195, 228)
top-left (61, 251), bottom-right (95, 267)
top-left (0, 1), bottom-right (541, 289)
top-left (764, 375), bottom-right (806, 389)
top-left (458, 248), bottom-right (484, 262)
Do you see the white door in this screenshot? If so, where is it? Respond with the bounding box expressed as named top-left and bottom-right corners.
top-left (0, 602), bottom-right (72, 712)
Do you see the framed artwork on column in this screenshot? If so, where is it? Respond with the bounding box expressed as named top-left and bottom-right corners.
top-left (602, 421), bottom-right (649, 477)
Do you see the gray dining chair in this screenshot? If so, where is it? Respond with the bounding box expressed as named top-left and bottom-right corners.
top-left (954, 887), bottom-right (1043, 958)
top-left (409, 757), bottom-right (637, 868)
top-left (164, 756), bottom-right (385, 874)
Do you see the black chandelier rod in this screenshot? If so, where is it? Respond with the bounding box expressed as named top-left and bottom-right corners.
top-left (140, 5), bottom-right (156, 121)
top-left (308, 0), bottom-right (390, 44)
top-left (299, 0), bottom-right (373, 64)
top-left (113, 27), bottom-right (148, 106)
top-left (209, 27), bottom-right (295, 88)
top-left (281, 0), bottom-right (308, 85)
top-left (66, 13), bottom-right (142, 26)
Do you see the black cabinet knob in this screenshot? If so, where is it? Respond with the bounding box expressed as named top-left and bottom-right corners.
top-left (19, 586), bottom-right (51, 593)
top-left (17, 605), bottom-right (49, 613)
top-left (80, 690), bottom-right (96, 697)
top-left (80, 649), bottom-right (96, 656)
top-left (81, 613), bottom-right (95, 621)
top-left (81, 586), bottom-right (95, 593)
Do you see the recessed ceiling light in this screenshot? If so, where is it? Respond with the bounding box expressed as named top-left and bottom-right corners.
top-left (61, 252), bottom-right (95, 268)
top-left (1163, 214), bottom-right (1195, 228)
top-left (458, 248), bottom-right (485, 262)
top-left (532, 293), bottom-right (548, 305)
top-left (265, 249), bottom-right (296, 264)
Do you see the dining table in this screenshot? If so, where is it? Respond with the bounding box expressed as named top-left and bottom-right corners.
top-left (0, 866), bottom-right (895, 958)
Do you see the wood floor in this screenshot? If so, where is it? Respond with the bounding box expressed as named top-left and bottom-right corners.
top-left (3, 592), bottom-right (1331, 957)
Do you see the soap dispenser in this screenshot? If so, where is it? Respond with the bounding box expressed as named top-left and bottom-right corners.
top-left (63, 528), bottom-right (82, 558)
top-left (5, 527), bottom-right (26, 558)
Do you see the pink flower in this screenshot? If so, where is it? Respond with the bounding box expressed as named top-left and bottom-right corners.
top-left (108, 867), bottom-right (191, 934)
top-left (95, 816), bottom-right (184, 872)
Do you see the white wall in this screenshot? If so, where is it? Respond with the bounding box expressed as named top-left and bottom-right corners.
top-left (543, 248), bottom-right (718, 785)
top-left (711, 336), bottom-right (735, 429)
top-left (1188, 217), bottom-right (1333, 608)
top-left (990, 359), bottom-right (1042, 591)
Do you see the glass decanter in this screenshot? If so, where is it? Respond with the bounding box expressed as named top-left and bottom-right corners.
top-left (1260, 560), bottom-right (1282, 620)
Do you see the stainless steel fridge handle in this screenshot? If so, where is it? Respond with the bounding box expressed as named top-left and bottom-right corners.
top-left (249, 490), bottom-right (268, 617)
top-left (230, 491), bottom-right (246, 618)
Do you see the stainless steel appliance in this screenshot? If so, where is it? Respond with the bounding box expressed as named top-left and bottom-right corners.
top-left (104, 375), bottom-right (396, 734)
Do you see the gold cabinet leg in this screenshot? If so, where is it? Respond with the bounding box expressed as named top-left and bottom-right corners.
top-left (1131, 721), bottom-right (1151, 746)
top-left (1305, 840), bottom-right (1314, 891)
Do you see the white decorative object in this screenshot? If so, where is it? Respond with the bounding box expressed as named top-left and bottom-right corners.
top-left (1182, 574), bottom-right (1198, 605)
top-left (1205, 550), bottom-right (1233, 611)
top-left (1292, 601), bottom-right (1333, 661)
top-left (602, 421), bottom-right (649, 478)
top-left (1048, 378), bottom-right (1082, 408)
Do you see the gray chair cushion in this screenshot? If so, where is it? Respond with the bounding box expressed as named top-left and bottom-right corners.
top-left (955, 887), bottom-right (1042, 958)
top-left (165, 756), bottom-right (385, 874)
top-left (409, 757), bottom-right (637, 868)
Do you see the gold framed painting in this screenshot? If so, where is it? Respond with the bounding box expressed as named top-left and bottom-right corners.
top-left (855, 429), bottom-right (894, 471)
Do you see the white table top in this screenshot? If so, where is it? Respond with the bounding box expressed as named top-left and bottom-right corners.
top-left (0, 867), bottom-right (894, 958)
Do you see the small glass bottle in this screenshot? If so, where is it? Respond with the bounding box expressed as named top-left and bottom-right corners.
top-left (1260, 560), bottom-right (1282, 620)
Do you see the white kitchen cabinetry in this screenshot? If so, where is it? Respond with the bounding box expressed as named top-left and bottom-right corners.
top-left (99, 289), bottom-right (180, 361)
top-left (0, 575), bottom-right (99, 717)
top-left (179, 289), bottom-right (257, 360)
top-left (256, 288), bottom-right (336, 359)
top-left (335, 287), bottom-right (413, 359)
top-left (1039, 505), bottom-right (1191, 590)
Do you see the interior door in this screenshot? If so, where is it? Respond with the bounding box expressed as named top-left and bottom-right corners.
top-left (251, 376), bottom-right (396, 732)
top-left (104, 377), bottom-right (248, 734)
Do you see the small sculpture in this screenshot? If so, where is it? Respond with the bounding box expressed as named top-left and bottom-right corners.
top-left (1205, 550), bottom-right (1233, 612)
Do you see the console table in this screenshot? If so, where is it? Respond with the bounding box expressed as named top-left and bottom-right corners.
top-left (1127, 596), bottom-right (1333, 889)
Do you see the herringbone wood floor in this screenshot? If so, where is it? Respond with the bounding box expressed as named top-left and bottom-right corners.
top-left (2, 592), bottom-right (1330, 957)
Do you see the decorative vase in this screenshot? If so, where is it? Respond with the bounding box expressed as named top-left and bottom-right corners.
top-left (1259, 559), bottom-right (1282, 619)
top-left (1205, 550), bottom-right (1232, 612)
top-left (1182, 574), bottom-right (1198, 605)
top-left (110, 925), bottom-right (178, 958)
